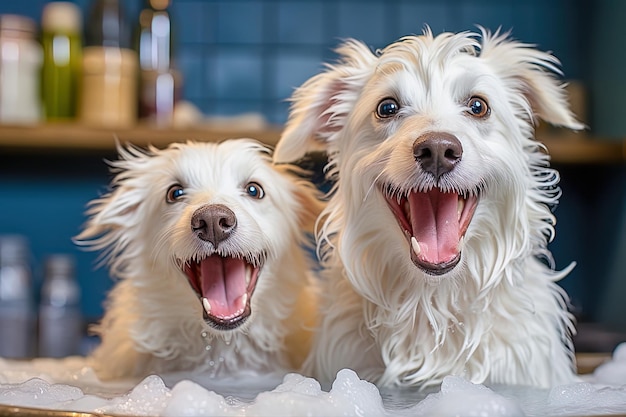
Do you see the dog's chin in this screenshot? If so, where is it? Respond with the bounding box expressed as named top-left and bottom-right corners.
top-left (412, 252), bottom-right (461, 276)
top-left (182, 254), bottom-right (263, 331)
top-left (203, 305), bottom-right (252, 332)
top-left (383, 185), bottom-right (479, 278)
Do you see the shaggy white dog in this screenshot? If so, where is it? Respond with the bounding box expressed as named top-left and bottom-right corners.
top-left (274, 28), bottom-right (584, 388)
top-left (76, 139), bottom-right (320, 380)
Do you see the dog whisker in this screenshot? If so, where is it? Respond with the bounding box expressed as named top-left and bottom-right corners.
top-left (363, 170), bottom-right (386, 203)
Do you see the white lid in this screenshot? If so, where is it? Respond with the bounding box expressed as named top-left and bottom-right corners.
top-left (41, 2), bottom-right (82, 33)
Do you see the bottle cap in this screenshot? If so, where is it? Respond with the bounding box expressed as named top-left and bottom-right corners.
top-left (0, 235), bottom-right (29, 264)
top-left (41, 2), bottom-right (82, 33)
top-left (0, 14), bottom-right (36, 38)
top-left (45, 254), bottom-right (75, 279)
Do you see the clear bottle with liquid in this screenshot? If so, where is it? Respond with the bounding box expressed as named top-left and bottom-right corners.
top-left (40, 2), bottom-right (83, 120)
top-left (136, 0), bottom-right (181, 126)
top-left (38, 254), bottom-right (83, 358)
top-left (0, 235), bottom-right (35, 358)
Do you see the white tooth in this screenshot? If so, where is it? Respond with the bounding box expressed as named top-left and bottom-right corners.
top-left (202, 297), bottom-right (212, 315)
top-left (411, 236), bottom-right (421, 256)
top-left (457, 198), bottom-right (465, 219)
top-left (458, 236), bottom-right (465, 251)
top-left (245, 266), bottom-right (252, 286)
top-left (241, 293), bottom-right (248, 306)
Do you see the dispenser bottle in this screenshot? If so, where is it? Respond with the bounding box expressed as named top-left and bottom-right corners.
top-left (38, 254), bottom-right (83, 358)
top-left (0, 235), bottom-right (35, 358)
top-left (80, 0), bottom-right (138, 128)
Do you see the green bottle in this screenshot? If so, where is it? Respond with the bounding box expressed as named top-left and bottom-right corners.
top-left (41, 2), bottom-right (82, 121)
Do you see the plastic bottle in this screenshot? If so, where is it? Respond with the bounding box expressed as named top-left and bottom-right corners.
top-left (0, 14), bottom-right (43, 123)
top-left (0, 235), bottom-right (35, 358)
top-left (38, 254), bottom-right (83, 358)
top-left (40, 2), bottom-right (83, 121)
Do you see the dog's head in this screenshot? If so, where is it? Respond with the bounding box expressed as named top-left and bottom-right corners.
top-left (76, 139), bottom-right (319, 334)
top-left (275, 28), bottom-right (582, 284)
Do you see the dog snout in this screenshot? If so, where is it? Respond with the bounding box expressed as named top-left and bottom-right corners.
top-left (413, 132), bottom-right (463, 180)
top-left (191, 204), bottom-right (237, 247)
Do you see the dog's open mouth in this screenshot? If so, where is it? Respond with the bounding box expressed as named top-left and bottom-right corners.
top-left (183, 255), bottom-right (261, 330)
top-left (384, 186), bottom-right (479, 275)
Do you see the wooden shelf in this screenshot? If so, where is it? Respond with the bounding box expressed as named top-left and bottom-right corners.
top-left (0, 122), bottom-right (282, 151)
top-left (537, 128), bottom-right (625, 164)
top-left (0, 123), bottom-right (623, 164)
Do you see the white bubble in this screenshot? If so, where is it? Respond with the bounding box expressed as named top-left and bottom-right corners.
top-left (1, 351), bottom-right (626, 417)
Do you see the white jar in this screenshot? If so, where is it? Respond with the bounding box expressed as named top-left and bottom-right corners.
top-left (0, 15), bottom-right (42, 124)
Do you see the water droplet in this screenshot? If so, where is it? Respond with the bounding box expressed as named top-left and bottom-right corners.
top-left (205, 345), bottom-right (212, 351)
top-left (209, 360), bottom-right (215, 367)
top-left (201, 331), bottom-right (208, 338)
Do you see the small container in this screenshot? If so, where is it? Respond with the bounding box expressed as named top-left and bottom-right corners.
top-left (139, 68), bottom-right (181, 127)
top-left (137, 0), bottom-right (173, 73)
top-left (136, 0), bottom-right (181, 126)
top-left (0, 15), bottom-right (42, 123)
top-left (0, 235), bottom-right (35, 358)
top-left (80, 46), bottom-right (138, 127)
top-left (41, 2), bottom-right (83, 121)
top-left (38, 254), bottom-right (82, 358)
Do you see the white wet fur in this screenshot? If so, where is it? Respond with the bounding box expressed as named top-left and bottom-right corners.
top-left (274, 28), bottom-right (584, 388)
top-left (75, 139), bottom-right (320, 380)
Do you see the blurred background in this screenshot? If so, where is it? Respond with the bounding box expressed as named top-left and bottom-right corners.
top-left (0, 0), bottom-right (625, 359)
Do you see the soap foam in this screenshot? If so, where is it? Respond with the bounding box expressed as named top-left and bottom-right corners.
top-left (1, 343), bottom-right (626, 417)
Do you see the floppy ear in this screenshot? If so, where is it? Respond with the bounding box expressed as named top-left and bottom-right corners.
top-left (479, 29), bottom-right (584, 131)
top-left (274, 40), bottom-right (378, 164)
top-left (273, 163), bottom-right (325, 234)
top-left (73, 144), bottom-right (151, 262)
top-left (74, 185), bottom-right (142, 240)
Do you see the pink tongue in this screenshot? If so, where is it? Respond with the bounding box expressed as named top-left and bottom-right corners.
top-left (200, 255), bottom-right (247, 318)
top-left (409, 189), bottom-right (460, 264)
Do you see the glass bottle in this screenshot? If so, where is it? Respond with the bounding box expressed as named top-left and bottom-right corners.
top-left (85, 0), bottom-right (131, 48)
top-left (0, 235), bottom-right (35, 358)
top-left (40, 2), bottom-right (83, 121)
top-left (136, 0), bottom-right (181, 126)
top-left (38, 254), bottom-right (83, 358)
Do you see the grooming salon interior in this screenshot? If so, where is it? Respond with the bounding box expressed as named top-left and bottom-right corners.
top-left (0, 0), bottom-right (625, 367)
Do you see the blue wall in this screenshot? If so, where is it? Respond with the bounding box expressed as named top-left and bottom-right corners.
top-left (3, 0), bottom-right (624, 335)
top-left (0, 0), bottom-right (589, 125)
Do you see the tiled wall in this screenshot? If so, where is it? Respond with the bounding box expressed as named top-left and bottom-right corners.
top-left (0, 0), bottom-right (597, 323)
top-left (0, 0), bottom-right (588, 125)
top-left (174, 0), bottom-right (587, 124)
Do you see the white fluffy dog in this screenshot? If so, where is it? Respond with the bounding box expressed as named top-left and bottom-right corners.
top-left (274, 28), bottom-right (584, 388)
top-left (76, 139), bottom-right (320, 380)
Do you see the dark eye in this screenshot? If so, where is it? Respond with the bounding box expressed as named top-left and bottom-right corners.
top-left (245, 182), bottom-right (265, 199)
top-left (166, 184), bottom-right (185, 203)
top-left (376, 98), bottom-right (400, 118)
top-left (467, 96), bottom-right (490, 118)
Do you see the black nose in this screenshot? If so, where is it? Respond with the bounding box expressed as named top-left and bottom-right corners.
top-left (191, 204), bottom-right (237, 247)
top-left (413, 132), bottom-right (463, 180)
